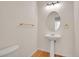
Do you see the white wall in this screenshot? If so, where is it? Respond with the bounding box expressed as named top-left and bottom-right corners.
top-left (0, 1), bottom-right (38, 57)
top-left (37, 1), bottom-right (75, 57)
top-left (74, 2), bottom-right (79, 57)
top-left (0, 1), bottom-right (75, 57)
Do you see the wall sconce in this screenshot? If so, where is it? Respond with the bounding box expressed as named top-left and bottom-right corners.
top-left (47, 1), bottom-right (60, 6)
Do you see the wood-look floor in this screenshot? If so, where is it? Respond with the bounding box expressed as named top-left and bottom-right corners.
top-left (32, 49), bottom-right (64, 57)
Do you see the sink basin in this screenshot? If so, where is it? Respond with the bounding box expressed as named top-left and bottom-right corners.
top-left (45, 33), bottom-right (61, 41)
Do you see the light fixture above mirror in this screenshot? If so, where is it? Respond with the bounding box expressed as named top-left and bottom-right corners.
top-left (45, 1), bottom-right (62, 10)
top-left (47, 1), bottom-right (60, 6)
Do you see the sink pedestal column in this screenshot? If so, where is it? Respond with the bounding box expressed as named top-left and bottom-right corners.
top-left (50, 40), bottom-right (56, 57)
top-left (50, 40), bottom-right (54, 57)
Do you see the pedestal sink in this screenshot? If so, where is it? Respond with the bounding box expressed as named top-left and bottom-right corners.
top-left (45, 33), bottom-right (61, 57)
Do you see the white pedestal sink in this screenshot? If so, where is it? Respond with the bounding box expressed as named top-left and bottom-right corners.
top-left (45, 33), bottom-right (61, 57)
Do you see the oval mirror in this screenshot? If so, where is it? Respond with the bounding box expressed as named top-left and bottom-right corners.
top-left (46, 11), bottom-right (60, 32)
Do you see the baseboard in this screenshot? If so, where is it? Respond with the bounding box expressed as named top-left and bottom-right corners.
top-left (55, 54), bottom-right (64, 57)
